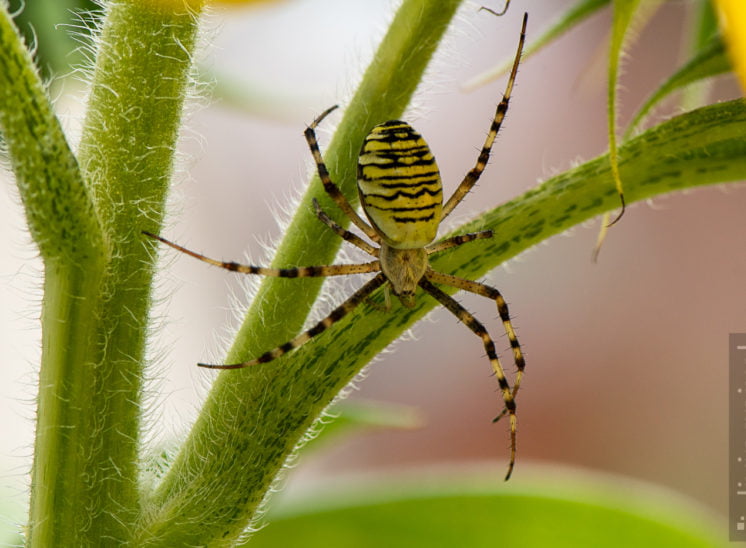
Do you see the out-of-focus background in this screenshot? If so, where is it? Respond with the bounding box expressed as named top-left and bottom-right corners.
top-left (0, 0), bottom-right (742, 525)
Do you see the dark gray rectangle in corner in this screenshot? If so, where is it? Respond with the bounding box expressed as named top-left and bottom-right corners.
top-left (730, 333), bottom-right (746, 541)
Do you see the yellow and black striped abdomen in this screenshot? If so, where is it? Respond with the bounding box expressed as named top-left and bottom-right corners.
top-left (357, 121), bottom-right (443, 249)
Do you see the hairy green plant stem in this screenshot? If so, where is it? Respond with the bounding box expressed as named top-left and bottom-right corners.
top-left (0, 0), bottom-right (203, 544)
top-left (0, 6), bottom-right (103, 262)
top-left (0, 6), bottom-right (110, 545)
top-left (31, 262), bottom-right (107, 546)
top-left (139, 0), bottom-right (465, 544)
top-left (69, 0), bottom-right (203, 543)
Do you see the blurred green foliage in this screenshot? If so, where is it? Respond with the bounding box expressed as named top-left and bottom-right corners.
top-left (244, 472), bottom-right (726, 548)
top-left (9, 0), bottom-right (99, 78)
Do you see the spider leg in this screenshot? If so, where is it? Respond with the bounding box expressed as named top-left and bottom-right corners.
top-left (199, 273), bottom-right (387, 369)
top-left (418, 277), bottom-right (517, 480)
top-left (304, 106), bottom-right (382, 243)
top-left (144, 231), bottom-right (381, 277)
top-left (425, 270), bottom-right (525, 402)
top-left (426, 230), bottom-right (493, 255)
top-left (479, 0), bottom-right (511, 17)
top-left (313, 198), bottom-right (379, 257)
top-left (441, 13), bottom-right (527, 220)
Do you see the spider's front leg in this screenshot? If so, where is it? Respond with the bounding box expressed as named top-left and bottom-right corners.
top-left (143, 231), bottom-right (380, 279)
top-left (312, 198), bottom-right (379, 258)
top-left (304, 107), bottom-right (381, 243)
top-left (440, 13), bottom-right (527, 220)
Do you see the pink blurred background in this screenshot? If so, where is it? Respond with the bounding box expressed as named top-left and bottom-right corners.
top-left (0, 0), bottom-right (742, 524)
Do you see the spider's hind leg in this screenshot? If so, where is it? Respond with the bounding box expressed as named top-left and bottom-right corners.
top-left (418, 277), bottom-right (518, 480)
top-left (425, 270), bottom-right (525, 402)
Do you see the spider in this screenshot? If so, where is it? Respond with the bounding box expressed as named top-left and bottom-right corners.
top-left (145, 13), bottom-right (528, 479)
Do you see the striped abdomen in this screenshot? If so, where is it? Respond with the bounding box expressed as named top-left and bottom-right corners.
top-left (357, 121), bottom-right (443, 249)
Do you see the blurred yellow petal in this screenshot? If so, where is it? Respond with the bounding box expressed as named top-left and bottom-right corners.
top-left (211, 0), bottom-right (289, 5)
top-left (130, 0), bottom-right (289, 15)
top-left (134, 0), bottom-right (207, 12)
top-left (713, 0), bottom-right (746, 94)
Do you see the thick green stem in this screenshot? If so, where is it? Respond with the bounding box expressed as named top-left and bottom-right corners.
top-left (0, 5), bottom-right (103, 263)
top-left (0, 5), bottom-right (114, 545)
top-left (139, 1), bottom-right (465, 545)
top-left (29, 262), bottom-right (106, 545)
top-left (67, 0), bottom-right (204, 542)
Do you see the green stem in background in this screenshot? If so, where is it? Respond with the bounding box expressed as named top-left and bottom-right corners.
top-left (679, 0), bottom-right (719, 111)
top-left (139, 0), bottom-right (466, 545)
top-left (597, 0), bottom-right (645, 243)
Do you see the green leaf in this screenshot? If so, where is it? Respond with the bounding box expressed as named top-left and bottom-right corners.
top-left (605, 0), bottom-right (647, 221)
top-left (690, 0), bottom-right (718, 50)
top-left (593, 0), bottom-right (662, 255)
top-left (680, 0), bottom-right (719, 110)
top-left (302, 400), bottom-right (424, 454)
top-left (245, 468), bottom-right (726, 547)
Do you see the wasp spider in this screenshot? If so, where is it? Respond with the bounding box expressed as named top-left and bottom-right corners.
top-left (146, 13), bottom-right (528, 479)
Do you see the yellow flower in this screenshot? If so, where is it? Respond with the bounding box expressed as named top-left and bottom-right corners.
top-left (714, 0), bottom-right (746, 94)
